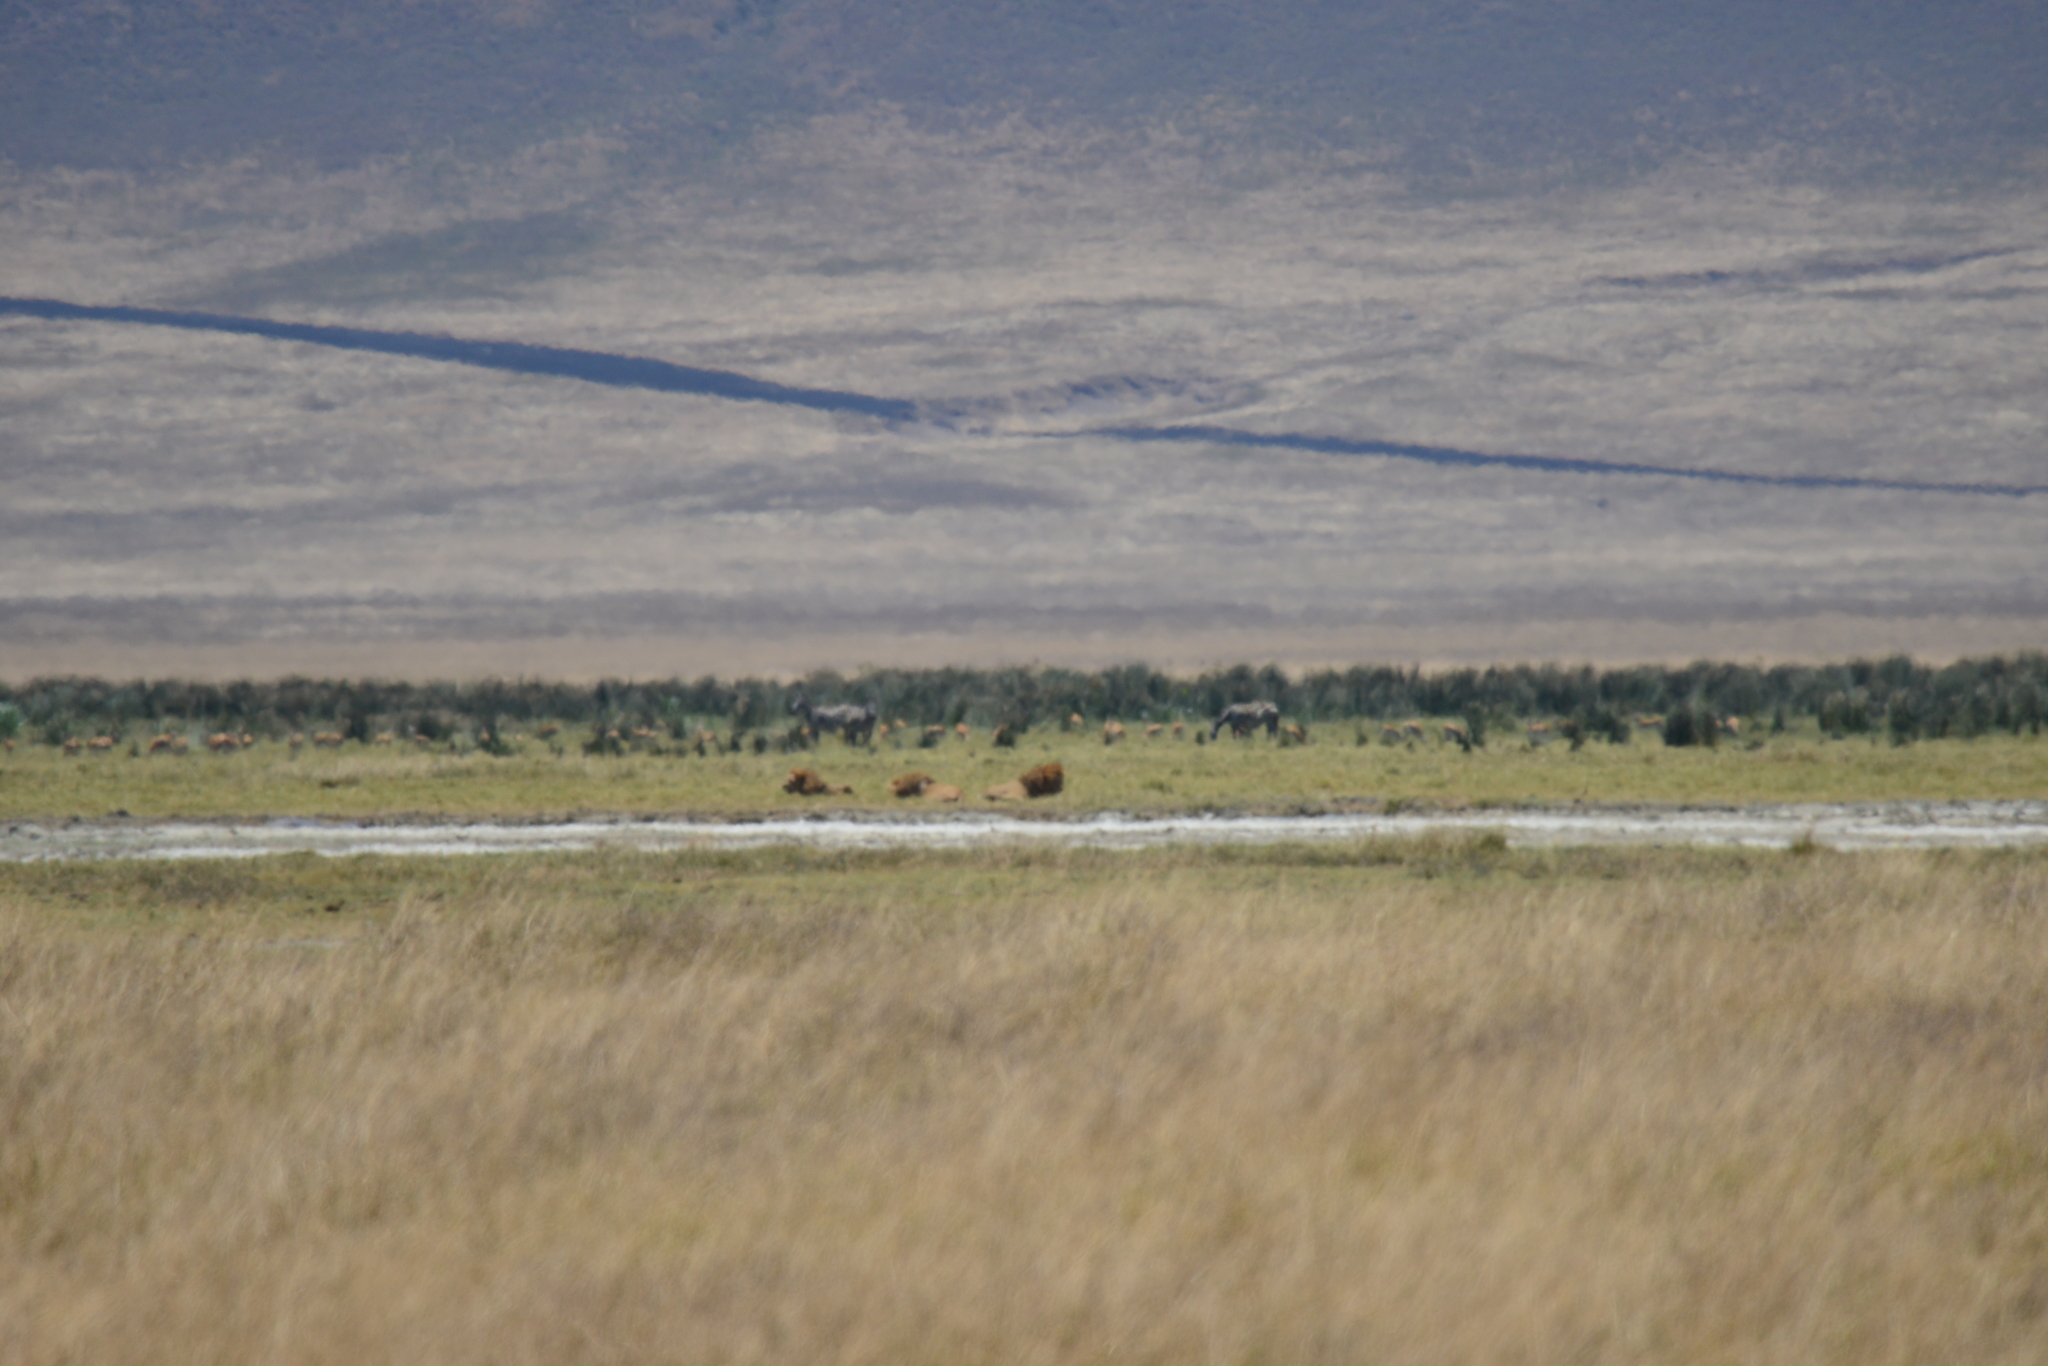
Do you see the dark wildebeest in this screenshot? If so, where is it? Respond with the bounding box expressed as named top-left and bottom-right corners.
top-left (790, 694), bottom-right (879, 746)
top-left (1211, 701), bottom-right (1281, 740)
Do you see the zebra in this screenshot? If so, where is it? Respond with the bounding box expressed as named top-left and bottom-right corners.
top-left (1210, 700), bottom-right (1281, 740)
top-left (790, 694), bottom-right (879, 746)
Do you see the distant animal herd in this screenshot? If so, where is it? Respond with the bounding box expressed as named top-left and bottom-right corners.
top-left (33, 701), bottom-right (1744, 802)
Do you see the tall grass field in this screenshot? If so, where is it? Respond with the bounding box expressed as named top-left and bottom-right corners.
top-left (5, 842), bottom-right (2047, 1363)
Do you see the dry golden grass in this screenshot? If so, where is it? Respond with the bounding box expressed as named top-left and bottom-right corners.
top-left (5, 844), bottom-right (2048, 1364)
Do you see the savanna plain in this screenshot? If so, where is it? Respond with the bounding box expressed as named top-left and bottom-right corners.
top-left (5, 839), bottom-right (2048, 1364)
top-left (7, 722), bottom-right (2048, 822)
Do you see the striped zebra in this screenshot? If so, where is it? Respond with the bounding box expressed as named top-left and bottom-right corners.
top-left (790, 695), bottom-right (879, 746)
top-left (1211, 701), bottom-right (1281, 740)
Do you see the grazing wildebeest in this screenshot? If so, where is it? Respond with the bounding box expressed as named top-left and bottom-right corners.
top-left (790, 694), bottom-right (879, 746)
top-left (1210, 701), bottom-right (1281, 740)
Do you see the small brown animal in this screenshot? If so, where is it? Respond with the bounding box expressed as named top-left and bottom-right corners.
top-left (148, 734), bottom-right (187, 755)
top-left (1145, 723), bottom-right (1164, 739)
top-left (922, 783), bottom-right (963, 803)
top-left (782, 767), bottom-right (851, 796)
top-left (1020, 762), bottom-right (1064, 797)
top-left (955, 722), bottom-right (971, 741)
top-left (207, 733), bottom-right (239, 753)
top-left (61, 738), bottom-right (83, 755)
top-left (1102, 721), bottom-right (1125, 745)
top-left (87, 735), bottom-right (115, 751)
top-left (889, 772), bottom-right (934, 798)
top-left (1171, 721), bottom-right (1184, 739)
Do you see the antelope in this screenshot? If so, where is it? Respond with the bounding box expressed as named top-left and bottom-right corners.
top-left (1103, 721), bottom-right (1126, 745)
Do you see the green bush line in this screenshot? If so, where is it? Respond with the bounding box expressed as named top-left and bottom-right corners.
top-left (3, 653), bottom-right (2044, 748)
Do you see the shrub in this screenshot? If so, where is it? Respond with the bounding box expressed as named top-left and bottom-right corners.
top-left (1662, 703), bottom-right (1718, 749)
top-left (1887, 696), bottom-right (1920, 746)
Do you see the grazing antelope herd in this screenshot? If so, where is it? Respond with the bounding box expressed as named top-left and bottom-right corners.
top-left (23, 691), bottom-right (1759, 816)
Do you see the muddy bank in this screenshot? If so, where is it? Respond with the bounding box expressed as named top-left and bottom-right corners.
top-left (5, 802), bottom-right (2047, 862)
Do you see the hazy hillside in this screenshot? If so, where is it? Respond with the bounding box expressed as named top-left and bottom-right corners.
top-left (8, 0), bottom-right (2045, 184)
top-left (2, 1), bottom-right (2044, 678)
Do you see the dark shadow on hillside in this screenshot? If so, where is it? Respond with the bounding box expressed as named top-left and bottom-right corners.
top-left (0, 297), bottom-right (917, 421)
top-left (1077, 426), bottom-right (2048, 499)
top-left (6, 295), bottom-right (2041, 499)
